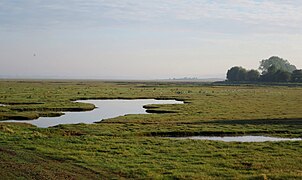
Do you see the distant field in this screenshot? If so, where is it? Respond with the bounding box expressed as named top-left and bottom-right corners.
top-left (0, 80), bottom-right (302, 179)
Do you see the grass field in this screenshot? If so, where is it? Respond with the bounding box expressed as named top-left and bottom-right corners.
top-left (0, 80), bottom-right (302, 179)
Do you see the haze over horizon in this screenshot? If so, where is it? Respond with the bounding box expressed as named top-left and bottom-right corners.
top-left (1, 0), bottom-right (302, 80)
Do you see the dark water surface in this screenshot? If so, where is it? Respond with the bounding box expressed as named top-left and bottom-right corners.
top-left (172, 136), bottom-right (302, 142)
top-left (4, 99), bottom-right (183, 128)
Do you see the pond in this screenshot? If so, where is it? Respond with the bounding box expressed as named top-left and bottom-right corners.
top-left (171, 136), bottom-right (302, 142)
top-left (4, 99), bottom-right (183, 128)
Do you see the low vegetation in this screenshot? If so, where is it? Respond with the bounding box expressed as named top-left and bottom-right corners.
top-left (0, 80), bottom-right (301, 179)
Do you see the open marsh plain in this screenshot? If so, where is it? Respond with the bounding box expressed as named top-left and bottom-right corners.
top-left (0, 80), bottom-right (302, 179)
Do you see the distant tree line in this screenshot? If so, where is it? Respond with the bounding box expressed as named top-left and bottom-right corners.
top-left (227, 56), bottom-right (302, 83)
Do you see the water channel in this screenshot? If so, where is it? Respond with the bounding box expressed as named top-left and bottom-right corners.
top-left (3, 100), bottom-right (301, 142)
top-left (4, 99), bottom-right (183, 128)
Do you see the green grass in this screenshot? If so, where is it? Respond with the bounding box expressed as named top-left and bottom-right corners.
top-left (0, 80), bottom-right (302, 179)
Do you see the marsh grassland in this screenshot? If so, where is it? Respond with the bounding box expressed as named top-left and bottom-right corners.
top-left (0, 80), bottom-right (302, 179)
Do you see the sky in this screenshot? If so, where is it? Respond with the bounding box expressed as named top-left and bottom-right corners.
top-left (1, 0), bottom-right (302, 79)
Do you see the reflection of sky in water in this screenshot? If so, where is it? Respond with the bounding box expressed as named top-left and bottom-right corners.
top-left (173, 136), bottom-right (302, 142)
top-left (4, 99), bottom-right (183, 128)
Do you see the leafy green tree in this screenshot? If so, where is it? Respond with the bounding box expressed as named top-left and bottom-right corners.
top-left (246, 69), bottom-right (260, 81)
top-left (259, 56), bottom-right (297, 74)
top-left (260, 65), bottom-right (277, 82)
top-left (227, 66), bottom-right (247, 81)
top-left (226, 57), bottom-right (299, 83)
top-left (260, 65), bottom-right (291, 82)
top-left (274, 70), bottom-right (291, 82)
top-left (292, 70), bottom-right (302, 82)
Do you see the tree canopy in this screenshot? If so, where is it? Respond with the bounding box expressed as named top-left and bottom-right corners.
top-left (246, 70), bottom-right (260, 81)
top-left (259, 56), bottom-right (297, 74)
top-left (227, 67), bottom-right (260, 82)
top-left (292, 70), bottom-right (302, 82)
top-left (226, 66), bottom-right (247, 81)
top-left (226, 56), bottom-right (300, 83)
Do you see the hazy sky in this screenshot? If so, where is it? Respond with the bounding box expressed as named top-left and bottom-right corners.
top-left (1, 0), bottom-right (302, 79)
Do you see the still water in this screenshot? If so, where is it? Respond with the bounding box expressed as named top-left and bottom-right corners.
top-left (4, 99), bottom-right (183, 128)
top-left (172, 136), bottom-right (302, 142)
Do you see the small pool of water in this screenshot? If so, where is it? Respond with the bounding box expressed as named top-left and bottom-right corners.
top-left (172, 136), bottom-right (302, 142)
top-left (0, 104), bottom-right (6, 106)
top-left (3, 99), bottom-right (183, 128)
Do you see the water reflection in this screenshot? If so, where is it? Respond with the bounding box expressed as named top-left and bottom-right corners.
top-left (4, 99), bottom-right (183, 128)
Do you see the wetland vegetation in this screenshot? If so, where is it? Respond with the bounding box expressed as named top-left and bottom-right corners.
top-left (3, 99), bottom-right (183, 128)
top-left (0, 80), bottom-right (302, 179)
